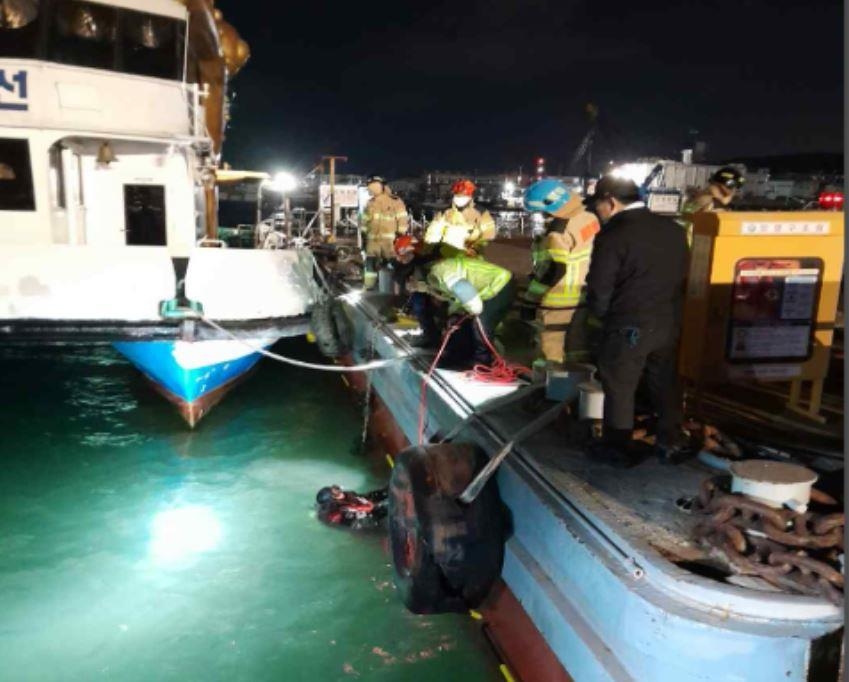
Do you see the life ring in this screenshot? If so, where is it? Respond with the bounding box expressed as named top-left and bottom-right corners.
top-left (388, 443), bottom-right (508, 614)
top-left (309, 299), bottom-right (353, 358)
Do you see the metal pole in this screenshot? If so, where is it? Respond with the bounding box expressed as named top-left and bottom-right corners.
top-left (284, 196), bottom-right (292, 240)
top-left (256, 183), bottom-right (262, 226)
top-left (329, 157), bottom-right (336, 237)
top-left (322, 155), bottom-right (348, 239)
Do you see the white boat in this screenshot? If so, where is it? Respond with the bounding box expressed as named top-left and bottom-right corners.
top-left (0, 0), bottom-right (316, 425)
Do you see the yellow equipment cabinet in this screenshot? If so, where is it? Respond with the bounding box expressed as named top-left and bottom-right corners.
top-left (680, 211), bottom-right (843, 420)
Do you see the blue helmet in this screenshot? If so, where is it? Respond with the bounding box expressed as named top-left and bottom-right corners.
top-left (523, 179), bottom-right (572, 214)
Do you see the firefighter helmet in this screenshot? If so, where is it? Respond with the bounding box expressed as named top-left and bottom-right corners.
top-left (394, 234), bottom-right (416, 257)
top-left (451, 179), bottom-right (476, 196)
top-left (710, 167), bottom-right (745, 190)
top-left (523, 179), bottom-right (572, 213)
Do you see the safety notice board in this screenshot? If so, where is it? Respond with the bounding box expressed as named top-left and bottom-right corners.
top-left (680, 212), bottom-right (843, 384)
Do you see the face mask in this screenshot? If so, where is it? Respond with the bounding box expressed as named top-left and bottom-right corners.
top-left (453, 196), bottom-right (471, 208)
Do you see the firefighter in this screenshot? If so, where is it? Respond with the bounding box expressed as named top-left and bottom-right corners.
top-left (424, 179), bottom-right (496, 256)
top-left (425, 223), bottom-right (515, 367)
top-left (362, 175), bottom-right (409, 290)
top-left (522, 179), bottom-right (601, 364)
top-left (680, 167), bottom-right (745, 246)
top-left (583, 176), bottom-right (689, 466)
top-left (684, 166), bottom-right (746, 213)
top-left (391, 233), bottom-right (417, 296)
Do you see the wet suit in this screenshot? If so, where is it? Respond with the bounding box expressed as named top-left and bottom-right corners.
top-left (316, 487), bottom-right (388, 530)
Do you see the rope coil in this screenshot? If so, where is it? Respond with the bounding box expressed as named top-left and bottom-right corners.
top-left (417, 316), bottom-right (529, 445)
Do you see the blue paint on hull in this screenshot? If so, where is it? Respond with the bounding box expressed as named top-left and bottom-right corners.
top-left (113, 340), bottom-right (263, 405)
top-left (345, 303), bottom-right (843, 682)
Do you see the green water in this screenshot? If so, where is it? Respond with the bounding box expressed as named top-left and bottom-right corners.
top-left (0, 342), bottom-right (499, 681)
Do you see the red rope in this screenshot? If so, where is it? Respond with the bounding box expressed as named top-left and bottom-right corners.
top-left (466, 317), bottom-right (531, 385)
top-left (417, 316), bottom-right (468, 445)
top-left (416, 315), bottom-right (529, 445)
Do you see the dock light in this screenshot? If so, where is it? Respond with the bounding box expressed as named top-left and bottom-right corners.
top-left (270, 171), bottom-right (298, 193)
top-left (504, 181), bottom-right (516, 193)
top-left (149, 505), bottom-right (221, 564)
top-left (610, 163), bottom-right (652, 185)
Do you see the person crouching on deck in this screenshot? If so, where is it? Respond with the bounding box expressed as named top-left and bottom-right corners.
top-left (424, 223), bottom-right (516, 368)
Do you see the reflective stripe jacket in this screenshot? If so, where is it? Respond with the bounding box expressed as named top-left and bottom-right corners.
top-left (680, 190), bottom-right (724, 246)
top-left (363, 192), bottom-right (409, 239)
top-left (428, 255), bottom-right (512, 314)
top-left (427, 203), bottom-right (496, 254)
top-left (527, 211), bottom-right (599, 308)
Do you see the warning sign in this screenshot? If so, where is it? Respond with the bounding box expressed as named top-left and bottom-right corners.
top-left (727, 258), bottom-right (822, 362)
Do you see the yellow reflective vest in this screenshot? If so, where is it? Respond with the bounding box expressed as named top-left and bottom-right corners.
top-left (426, 204), bottom-right (496, 254)
top-left (428, 256), bottom-right (512, 314)
top-left (528, 211), bottom-right (599, 309)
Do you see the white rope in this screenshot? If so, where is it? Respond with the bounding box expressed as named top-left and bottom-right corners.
top-left (197, 315), bottom-right (409, 373)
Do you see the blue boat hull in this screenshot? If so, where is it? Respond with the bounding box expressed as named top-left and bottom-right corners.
top-left (113, 338), bottom-right (273, 425)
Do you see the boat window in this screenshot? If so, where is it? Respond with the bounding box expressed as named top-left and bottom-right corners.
top-left (48, 0), bottom-right (117, 70)
top-left (124, 184), bottom-right (167, 246)
top-left (120, 9), bottom-right (183, 80)
top-left (0, 137), bottom-right (36, 211)
top-left (0, 0), bottom-right (40, 58)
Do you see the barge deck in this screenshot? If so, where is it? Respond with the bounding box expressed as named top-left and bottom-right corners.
top-left (342, 291), bottom-right (844, 682)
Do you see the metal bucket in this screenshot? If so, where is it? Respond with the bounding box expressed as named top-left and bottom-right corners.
top-left (578, 380), bottom-right (605, 420)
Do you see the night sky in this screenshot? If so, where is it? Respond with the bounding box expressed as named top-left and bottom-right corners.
top-left (218, 0), bottom-right (844, 178)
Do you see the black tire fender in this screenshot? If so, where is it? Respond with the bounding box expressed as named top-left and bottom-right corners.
top-left (388, 443), bottom-right (507, 614)
top-left (310, 299), bottom-right (353, 358)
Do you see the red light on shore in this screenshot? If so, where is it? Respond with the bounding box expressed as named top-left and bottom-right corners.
top-left (818, 192), bottom-right (844, 210)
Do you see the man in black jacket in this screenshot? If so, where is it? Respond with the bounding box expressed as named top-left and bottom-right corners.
top-left (584, 176), bottom-right (689, 466)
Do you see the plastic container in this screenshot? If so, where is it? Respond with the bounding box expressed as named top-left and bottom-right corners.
top-left (578, 380), bottom-right (605, 420)
top-left (378, 269), bottom-right (394, 295)
top-left (546, 363), bottom-right (595, 402)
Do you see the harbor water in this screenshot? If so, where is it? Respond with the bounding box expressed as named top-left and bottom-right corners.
top-left (0, 342), bottom-right (499, 681)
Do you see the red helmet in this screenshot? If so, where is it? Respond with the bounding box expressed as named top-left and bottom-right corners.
top-left (451, 179), bottom-right (476, 196)
top-left (393, 234), bottom-right (415, 256)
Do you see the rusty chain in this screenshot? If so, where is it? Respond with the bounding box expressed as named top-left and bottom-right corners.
top-left (693, 475), bottom-right (844, 604)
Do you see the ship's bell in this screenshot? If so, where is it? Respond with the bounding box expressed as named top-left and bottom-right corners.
top-left (96, 142), bottom-right (117, 166)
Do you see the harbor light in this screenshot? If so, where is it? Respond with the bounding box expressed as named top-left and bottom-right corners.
top-left (504, 180), bottom-right (516, 193)
top-left (270, 170), bottom-right (298, 193)
top-left (149, 505), bottom-right (222, 564)
top-left (610, 162), bottom-right (653, 185)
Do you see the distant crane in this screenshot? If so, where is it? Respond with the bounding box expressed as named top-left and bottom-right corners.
top-left (570, 103), bottom-right (600, 193)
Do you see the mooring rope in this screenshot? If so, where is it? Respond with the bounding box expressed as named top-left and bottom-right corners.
top-left (196, 315), bottom-right (408, 373)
